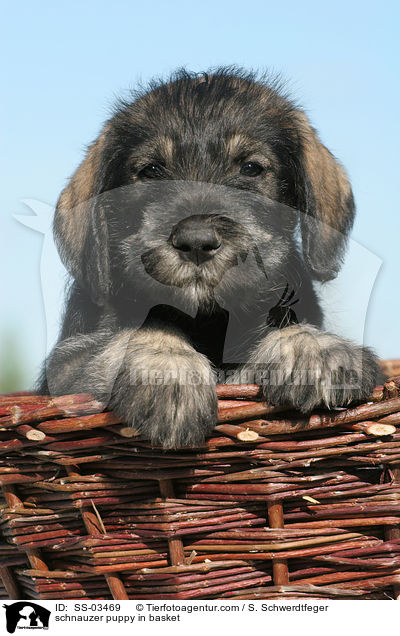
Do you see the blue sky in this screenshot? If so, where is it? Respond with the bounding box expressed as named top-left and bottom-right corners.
top-left (1, 0), bottom-right (399, 388)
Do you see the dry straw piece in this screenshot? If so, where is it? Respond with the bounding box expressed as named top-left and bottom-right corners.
top-left (0, 360), bottom-right (400, 600)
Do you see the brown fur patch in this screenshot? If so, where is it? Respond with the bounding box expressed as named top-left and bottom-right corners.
top-left (225, 133), bottom-right (252, 158)
top-left (157, 136), bottom-right (174, 163)
top-left (55, 126), bottom-right (109, 257)
top-left (294, 111), bottom-right (352, 234)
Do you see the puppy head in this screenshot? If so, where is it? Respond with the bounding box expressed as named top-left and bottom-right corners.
top-left (54, 69), bottom-right (354, 306)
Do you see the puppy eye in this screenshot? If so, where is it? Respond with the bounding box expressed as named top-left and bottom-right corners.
top-left (240, 162), bottom-right (264, 177)
top-left (138, 163), bottom-right (164, 179)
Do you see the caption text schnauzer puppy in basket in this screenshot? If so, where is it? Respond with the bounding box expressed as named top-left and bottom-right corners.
top-left (40, 68), bottom-right (378, 448)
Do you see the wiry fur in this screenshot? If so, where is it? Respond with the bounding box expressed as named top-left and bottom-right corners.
top-left (234, 324), bottom-right (378, 412)
top-left (39, 67), bottom-right (379, 448)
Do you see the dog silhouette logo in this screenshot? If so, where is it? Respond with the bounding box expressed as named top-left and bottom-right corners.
top-left (3, 602), bottom-right (50, 633)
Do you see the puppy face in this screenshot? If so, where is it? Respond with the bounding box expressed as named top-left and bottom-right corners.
top-left (107, 180), bottom-right (295, 310)
top-left (54, 69), bottom-right (355, 308)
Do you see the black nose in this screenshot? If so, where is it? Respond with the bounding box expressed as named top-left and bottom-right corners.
top-left (171, 216), bottom-right (222, 265)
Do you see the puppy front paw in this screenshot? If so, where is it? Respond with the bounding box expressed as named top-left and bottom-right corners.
top-left (237, 324), bottom-right (379, 412)
top-left (110, 347), bottom-right (217, 449)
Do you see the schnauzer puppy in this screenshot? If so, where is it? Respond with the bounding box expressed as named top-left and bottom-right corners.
top-left (40, 68), bottom-right (378, 448)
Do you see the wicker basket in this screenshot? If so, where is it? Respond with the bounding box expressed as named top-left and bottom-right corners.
top-left (1, 361), bottom-right (400, 601)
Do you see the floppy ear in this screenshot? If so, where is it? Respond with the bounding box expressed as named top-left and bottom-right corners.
top-left (53, 126), bottom-right (113, 305)
top-left (294, 111), bottom-right (355, 282)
